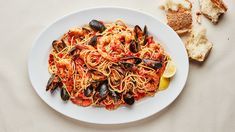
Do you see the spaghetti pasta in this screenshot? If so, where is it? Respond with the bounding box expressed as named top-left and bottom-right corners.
top-left (46, 19), bottom-right (170, 110)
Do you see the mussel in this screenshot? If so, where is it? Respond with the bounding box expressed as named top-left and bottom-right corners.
top-left (119, 56), bottom-right (142, 70)
top-left (46, 74), bottom-right (61, 93)
top-left (52, 40), bottom-right (66, 53)
top-left (88, 35), bottom-right (98, 46)
top-left (121, 56), bottom-right (142, 65)
top-left (134, 25), bottom-right (143, 40)
top-left (120, 62), bottom-right (134, 70)
top-left (124, 92), bottom-right (135, 105)
top-left (109, 90), bottom-right (120, 103)
top-left (143, 59), bottom-right (162, 69)
top-left (133, 25), bottom-right (148, 45)
top-left (98, 80), bottom-right (109, 98)
top-left (68, 47), bottom-right (80, 60)
top-left (84, 85), bottom-right (93, 97)
top-left (68, 47), bottom-right (77, 55)
top-left (89, 20), bottom-right (106, 33)
top-left (82, 27), bottom-right (91, 34)
top-left (129, 40), bottom-right (139, 53)
top-left (91, 70), bottom-right (106, 81)
top-left (112, 65), bottom-right (125, 75)
top-left (60, 86), bottom-right (70, 101)
top-left (143, 25), bottom-right (148, 45)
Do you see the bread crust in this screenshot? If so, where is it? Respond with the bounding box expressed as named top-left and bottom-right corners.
top-left (211, 0), bottom-right (227, 11)
top-left (167, 7), bottom-right (192, 35)
top-left (199, 0), bottom-right (227, 23)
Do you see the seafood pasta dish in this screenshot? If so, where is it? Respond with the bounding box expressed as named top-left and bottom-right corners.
top-left (46, 19), bottom-right (172, 110)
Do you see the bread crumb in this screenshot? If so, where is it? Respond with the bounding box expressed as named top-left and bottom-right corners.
top-left (196, 11), bottom-right (202, 24)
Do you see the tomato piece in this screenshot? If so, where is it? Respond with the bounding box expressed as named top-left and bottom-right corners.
top-left (49, 54), bottom-right (54, 64)
top-left (67, 86), bottom-right (73, 92)
top-left (105, 104), bottom-right (115, 110)
top-left (75, 58), bottom-right (84, 65)
top-left (147, 36), bottom-right (154, 44)
top-left (71, 98), bottom-right (92, 107)
top-left (134, 92), bottom-right (146, 100)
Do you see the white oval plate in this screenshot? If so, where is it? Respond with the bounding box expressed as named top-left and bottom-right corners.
top-left (28, 7), bottom-right (189, 124)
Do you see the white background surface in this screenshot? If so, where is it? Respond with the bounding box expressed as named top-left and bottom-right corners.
top-left (0, 0), bottom-right (234, 131)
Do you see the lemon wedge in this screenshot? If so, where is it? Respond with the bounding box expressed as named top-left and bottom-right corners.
top-left (159, 77), bottom-right (170, 91)
top-left (163, 60), bottom-right (176, 78)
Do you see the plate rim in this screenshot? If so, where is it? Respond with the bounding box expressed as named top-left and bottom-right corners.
top-left (28, 6), bottom-right (189, 125)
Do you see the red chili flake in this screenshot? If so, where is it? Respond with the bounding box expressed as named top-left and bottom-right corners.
top-left (58, 53), bottom-right (63, 58)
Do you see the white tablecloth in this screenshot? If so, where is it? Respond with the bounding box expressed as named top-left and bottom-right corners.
top-left (0, 0), bottom-right (234, 131)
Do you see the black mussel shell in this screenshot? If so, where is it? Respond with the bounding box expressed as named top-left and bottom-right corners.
top-left (120, 62), bottom-right (134, 70)
top-left (143, 25), bottom-right (148, 45)
top-left (88, 35), bottom-right (97, 46)
top-left (134, 25), bottom-right (143, 40)
top-left (50, 81), bottom-right (62, 94)
top-left (121, 56), bottom-right (142, 65)
top-left (46, 74), bottom-right (61, 93)
top-left (84, 85), bottom-right (93, 97)
top-left (143, 59), bottom-right (162, 69)
top-left (124, 92), bottom-right (135, 105)
top-left (52, 40), bottom-right (66, 53)
top-left (60, 87), bottom-right (70, 101)
top-left (82, 27), bottom-right (91, 34)
top-left (109, 91), bottom-right (120, 103)
top-left (98, 80), bottom-right (109, 98)
top-left (89, 20), bottom-right (106, 33)
top-left (46, 74), bottom-right (55, 91)
top-left (68, 47), bottom-right (77, 55)
top-left (129, 40), bottom-right (139, 53)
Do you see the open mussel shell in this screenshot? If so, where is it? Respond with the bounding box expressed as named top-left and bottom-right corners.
top-left (60, 86), bottom-right (70, 101)
top-left (89, 20), bottom-right (106, 33)
top-left (50, 82), bottom-right (62, 94)
top-left (109, 90), bottom-right (120, 103)
top-left (84, 85), bottom-right (93, 97)
top-left (90, 70), bottom-right (107, 81)
top-left (129, 40), bottom-right (139, 53)
top-left (68, 47), bottom-right (77, 55)
top-left (82, 27), bottom-right (91, 34)
top-left (121, 56), bottom-right (142, 65)
top-left (98, 80), bottom-right (109, 98)
top-left (143, 25), bottom-right (148, 45)
top-left (52, 40), bottom-right (66, 53)
top-left (111, 65), bottom-right (125, 75)
top-left (46, 74), bottom-right (62, 93)
top-left (88, 35), bottom-right (98, 46)
top-left (46, 74), bottom-right (55, 91)
top-left (143, 59), bottom-right (162, 69)
top-left (120, 62), bottom-right (134, 70)
top-left (134, 25), bottom-right (143, 40)
top-left (124, 92), bottom-right (135, 105)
